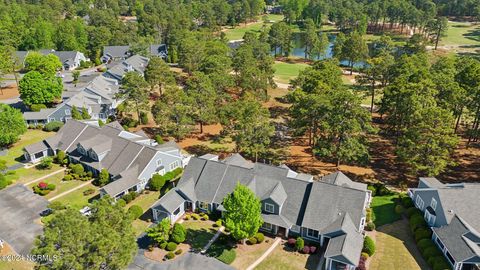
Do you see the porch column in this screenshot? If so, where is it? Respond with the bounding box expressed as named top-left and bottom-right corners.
top-left (320, 235), bottom-right (324, 246)
top-left (325, 258), bottom-right (331, 270)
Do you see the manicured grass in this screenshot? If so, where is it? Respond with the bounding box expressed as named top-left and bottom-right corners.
top-left (28, 172), bottom-right (86, 200)
top-left (54, 182), bottom-right (99, 209)
top-left (369, 219), bottom-right (429, 270)
top-left (441, 21), bottom-right (480, 46)
top-left (255, 242), bottom-right (320, 270)
top-left (183, 220), bottom-right (217, 250)
top-left (273, 61), bottom-right (309, 84)
top-left (1, 129), bottom-right (55, 166)
top-left (14, 164), bottom-right (63, 183)
top-left (224, 14), bottom-right (284, 40)
top-left (371, 194), bottom-right (402, 227)
top-left (126, 190), bottom-right (161, 210)
top-left (230, 236), bottom-right (274, 269)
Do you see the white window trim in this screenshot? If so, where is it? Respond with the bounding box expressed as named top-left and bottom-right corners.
top-left (199, 202), bottom-right (209, 210)
top-left (306, 228), bottom-right (319, 239)
top-left (262, 222), bottom-right (272, 230)
top-left (416, 196), bottom-right (425, 210)
top-left (431, 198), bottom-right (437, 211)
top-left (65, 109), bottom-right (71, 115)
top-left (264, 203), bottom-right (275, 213)
top-left (157, 159), bottom-right (162, 166)
top-left (290, 225), bottom-right (300, 233)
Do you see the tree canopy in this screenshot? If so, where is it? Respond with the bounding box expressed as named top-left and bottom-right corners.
top-left (0, 104), bottom-right (27, 146)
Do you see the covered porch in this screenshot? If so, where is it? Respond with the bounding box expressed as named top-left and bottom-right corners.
top-left (324, 258), bottom-right (356, 270)
top-left (23, 141), bottom-right (52, 163)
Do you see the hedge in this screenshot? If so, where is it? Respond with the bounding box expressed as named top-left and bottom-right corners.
top-left (406, 207), bottom-right (422, 218)
top-left (423, 246), bottom-right (442, 259)
top-left (414, 228), bottom-right (432, 242)
top-left (165, 252), bottom-right (175, 260)
top-left (217, 249), bottom-right (236, 264)
top-left (44, 121), bottom-right (64, 132)
top-left (362, 236), bottom-right (376, 256)
top-left (128, 205), bottom-right (143, 220)
top-left (166, 242), bottom-right (177, 251)
top-left (417, 239), bottom-right (436, 253)
top-left (255, 232), bottom-right (264, 243)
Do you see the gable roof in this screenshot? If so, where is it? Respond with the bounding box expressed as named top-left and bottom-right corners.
top-left (103, 46), bottom-right (131, 58)
top-left (324, 229), bottom-right (364, 266)
top-left (321, 171), bottom-right (367, 191)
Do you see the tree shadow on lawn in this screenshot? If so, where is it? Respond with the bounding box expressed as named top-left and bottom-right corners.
top-left (376, 219), bottom-right (430, 270)
top-left (185, 228), bottom-right (217, 251)
top-left (371, 196), bottom-right (401, 227)
top-left (206, 234), bottom-right (236, 257)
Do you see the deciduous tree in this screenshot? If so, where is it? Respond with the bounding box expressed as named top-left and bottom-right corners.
top-left (0, 104), bottom-right (26, 146)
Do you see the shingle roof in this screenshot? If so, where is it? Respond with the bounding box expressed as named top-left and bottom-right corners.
top-left (436, 184), bottom-right (480, 230)
top-left (23, 108), bottom-right (59, 120)
top-left (101, 166), bottom-right (141, 196)
top-left (24, 141), bottom-right (49, 155)
top-left (433, 215), bottom-right (480, 262)
top-left (106, 55), bottom-right (149, 80)
top-left (152, 189), bottom-right (185, 213)
top-left (324, 229), bottom-right (364, 266)
top-left (321, 171), bottom-right (367, 191)
top-left (103, 46), bottom-right (131, 58)
top-left (262, 182), bottom-right (287, 206)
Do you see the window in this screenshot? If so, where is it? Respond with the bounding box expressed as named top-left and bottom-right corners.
top-left (65, 109), bottom-right (71, 115)
top-left (34, 152), bottom-right (44, 159)
top-left (48, 117), bottom-right (55, 122)
top-left (199, 202), bottom-right (209, 210)
top-left (261, 223), bottom-right (272, 230)
top-left (173, 207), bottom-right (180, 215)
top-left (78, 145), bottom-right (86, 155)
top-left (169, 160), bottom-right (180, 170)
top-left (306, 228), bottom-right (319, 239)
top-left (436, 237), bottom-right (445, 250)
top-left (431, 198), bottom-right (437, 211)
top-left (290, 225), bottom-right (300, 233)
top-left (156, 159), bottom-right (162, 166)
top-left (445, 251), bottom-right (455, 265)
top-left (264, 203), bottom-right (275, 213)
top-left (416, 196), bottom-right (425, 210)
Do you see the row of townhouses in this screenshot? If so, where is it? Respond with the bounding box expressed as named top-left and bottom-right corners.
top-left (15, 49), bottom-right (89, 71)
top-left (409, 178), bottom-right (480, 270)
top-left (23, 120), bottom-right (190, 199)
top-left (151, 153), bottom-right (372, 270)
top-left (23, 54), bottom-right (149, 126)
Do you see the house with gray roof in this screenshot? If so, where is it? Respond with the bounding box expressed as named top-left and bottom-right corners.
top-left (103, 55), bottom-right (149, 82)
top-left (151, 154), bottom-right (370, 270)
top-left (23, 120), bottom-right (190, 198)
top-left (101, 44), bottom-right (167, 63)
top-left (16, 50), bottom-right (89, 70)
top-left (409, 178), bottom-right (480, 270)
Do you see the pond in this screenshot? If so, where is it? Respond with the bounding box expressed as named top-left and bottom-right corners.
top-left (276, 32), bottom-right (367, 68)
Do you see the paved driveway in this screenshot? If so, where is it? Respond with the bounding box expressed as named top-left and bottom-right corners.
top-left (0, 184), bottom-right (48, 255)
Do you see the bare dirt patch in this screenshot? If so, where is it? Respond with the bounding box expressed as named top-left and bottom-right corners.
top-left (0, 85), bottom-right (19, 100)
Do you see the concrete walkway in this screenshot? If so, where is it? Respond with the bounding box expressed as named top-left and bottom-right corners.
top-left (201, 226), bottom-right (225, 254)
top-left (245, 237), bottom-right (282, 270)
top-left (48, 180), bottom-right (93, 201)
top-left (23, 168), bottom-right (66, 186)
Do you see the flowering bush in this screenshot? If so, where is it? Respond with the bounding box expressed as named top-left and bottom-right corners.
top-left (288, 238), bottom-right (296, 246)
top-left (38, 182), bottom-right (48, 189)
top-left (302, 246), bottom-right (310, 254)
top-left (310, 246), bottom-right (317, 254)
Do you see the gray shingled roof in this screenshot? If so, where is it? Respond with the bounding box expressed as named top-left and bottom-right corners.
top-left (262, 182), bottom-right (287, 206)
top-left (436, 184), bottom-right (480, 230)
top-left (324, 230), bottom-right (364, 266)
top-left (152, 189), bottom-right (185, 213)
top-left (24, 141), bottom-right (49, 155)
top-left (103, 46), bottom-right (131, 58)
top-left (223, 153), bottom-right (253, 168)
top-left (23, 107), bottom-right (59, 120)
top-left (433, 215), bottom-right (480, 262)
top-left (321, 171), bottom-right (367, 191)
top-left (106, 55), bottom-right (149, 80)
top-left (101, 166), bottom-right (141, 197)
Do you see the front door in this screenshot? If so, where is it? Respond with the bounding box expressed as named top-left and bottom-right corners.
top-left (277, 227), bottom-right (286, 237)
top-left (185, 201), bottom-right (193, 212)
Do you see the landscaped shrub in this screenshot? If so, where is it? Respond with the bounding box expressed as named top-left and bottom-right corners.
top-left (33, 181), bottom-right (55, 195)
top-left (63, 175), bottom-right (73, 181)
top-left (414, 228), bottom-right (432, 242)
top-left (70, 164), bottom-right (84, 175)
top-left (159, 242), bottom-right (168, 249)
top-left (83, 188), bottom-right (95, 196)
top-left (402, 197), bottom-right (414, 208)
top-left (423, 246), bottom-right (442, 260)
top-left (295, 237), bottom-right (304, 251)
top-left (175, 249), bottom-right (182, 255)
top-left (201, 214), bottom-right (209, 220)
top-left (361, 252), bottom-right (369, 259)
top-left (44, 121), bottom-right (64, 132)
top-left (255, 232), bottom-right (264, 243)
top-left (310, 246), bottom-right (317, 254)
top-left (37, 157), bottom-right (53, 169)
top-left (288, 238), bottom-right (296, 246)
top-left (366, 208), bottom-right (373, 222)
top-left (217, 249), bottom-right (236, 264)
top-left (432, 257), bottom-right (451, 270)
top-left (367, 185), bottom-right (376, 196)
top-left (171, 223), bottom-right (186, 243)
top-left (417, 239), bottom-right (436, 253)
top-left (149, 174), bottom-right (166, 191)
top-left (47, 183), bottom-right (56, 190)
top-left (184, 214), bottom-right (191, 220)
top-left (302, 246), bottom-right (310, 254)
top-left (247, 237), bottom-right (257, 245)
top-left (365, 222), bottom-right (376, 231)
top-left (31, 104), bottom-right (47, 112)
top-left (191, 213), bottom-right (200, 220)
top-left (154, 135), bottom-right (164, 144)
top-left (0, 175), bottom-right (10, 190)
top-left (140, 112), bottom-right (148, 125)
top-left (216, 220), bottom-right (223, 227)
top-left (128, 205), bottom-right (143, 220)
top-left (362, 236), bottom-right (375, 256)
top-left (165, 252), bottom-right (175, 260)
top-left (406, 207), bottom-right (421, 218)
top-left (410, 214), bottom-right (428, 233)
top-left (116, 199), bottom-right (126, 207)
top-left (394, 204), bottom-right (405, 214)
top-left (166, 242), bottom-right (177, 251)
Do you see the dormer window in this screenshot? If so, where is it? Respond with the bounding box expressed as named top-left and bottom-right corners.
top-left (264, 203), bottom-right (274, 213)
top-left (157, 159), bottom-right (162, 166)
top-left (431, 198), bottom-right (437, 211)
top-left (90, 151), bottom-right (98, 161)
top-left (78, 145), bottom-right (86, 155)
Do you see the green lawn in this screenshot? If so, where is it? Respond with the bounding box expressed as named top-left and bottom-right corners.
top-left (183, 220), bottom-right (217, 250)
top-left (126, 191), bottom-right (161, 236)
top-left (273, 61), bottom-right (309, 84)
top-left (28, 172), bottom-right (87, 200)
top-left (255, 242), bottom-right (320, 270)
top-left (1, 129), bottom-right (55, 166)
top-left (54, 182), bottom-right (99, 209)
top-left (369, 219), bottom-right (429, 270)
top-left (441, 21), bottom-right (480, 46)
top-left (224, 14), bottom-right (284, 40)
top-left (371, 194), bottom-right (402, 227)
